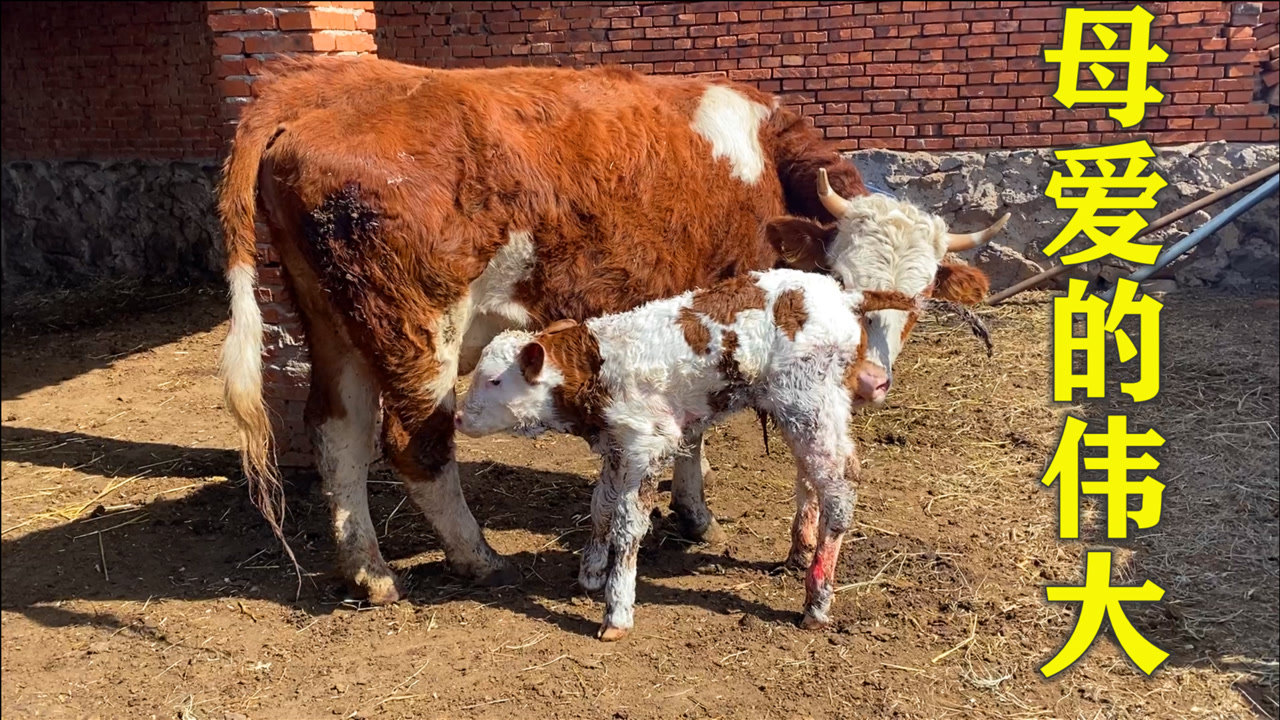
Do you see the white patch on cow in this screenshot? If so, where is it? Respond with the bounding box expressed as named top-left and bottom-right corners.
top-left (427, 297), bottom-right (472, 404)
top-left (460, 231), bottom-right (536, 375)
top-left (690, 85), bottom-right (771, 184)
top-left (821, 194), bottom-right (950, 381)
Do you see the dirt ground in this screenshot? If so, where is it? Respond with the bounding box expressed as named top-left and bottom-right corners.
top-left (1, 282), bottom-right (1277, 720)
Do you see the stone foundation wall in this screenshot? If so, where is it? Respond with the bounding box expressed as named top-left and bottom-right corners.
top-left (1, 160), bottom-right (223, 292)
top-left (852, 140), bottom-right (1280, 291)
top-left (3, 141), bottom-right (1273, 297)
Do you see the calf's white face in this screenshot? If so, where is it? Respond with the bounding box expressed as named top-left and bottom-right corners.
top-left (455, 331), bottom-right (562, 438)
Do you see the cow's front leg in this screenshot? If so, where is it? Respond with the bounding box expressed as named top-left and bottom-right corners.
top-left (384, 393), bottom-right (517, 587)
top-left (799, 450), bottom-right (857, 630)
top-left (670, 432), bottom-right (726, 544)
top-left (599, 466), bottom-right (659, 641)
top-left (579, 451), bottom-right (621, 592)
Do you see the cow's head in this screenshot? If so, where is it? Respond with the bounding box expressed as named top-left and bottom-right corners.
top-left (455, 330), bottom-right (562, 438)
top-left (767, 169), bottom-right (1007, 406)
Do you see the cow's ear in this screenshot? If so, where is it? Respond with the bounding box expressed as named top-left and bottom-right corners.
top-left (518, 342), bottom-right (546, 384)
top-left (766, 216), bottom-right (836, 272)
top-left (932, 262), bottom-right (990, 305)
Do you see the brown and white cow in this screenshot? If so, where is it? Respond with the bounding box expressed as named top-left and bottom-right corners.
top-left (217, 56), bottom-right (1004, 603)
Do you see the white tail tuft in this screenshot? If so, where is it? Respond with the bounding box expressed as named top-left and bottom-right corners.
top-left (219, 262), bottom-right (300, 589)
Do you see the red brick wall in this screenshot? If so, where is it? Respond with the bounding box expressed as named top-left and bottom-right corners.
top-left (375, 0), bottom-right (1280, 151)
top-left (0, 2), bottom-right (222, 161)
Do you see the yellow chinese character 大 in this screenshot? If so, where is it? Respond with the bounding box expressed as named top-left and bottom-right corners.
top-left (1043, 5), bottom-right (1168, 127)
top-left (1042, 415), bottom-right (1166, 540)
top-left (1044, 142), bottom-right (1168, 265)
top-left (1054, 278), bottom-right (1163, 403)
top-left (1041, 550), bottom-right (1169, 677)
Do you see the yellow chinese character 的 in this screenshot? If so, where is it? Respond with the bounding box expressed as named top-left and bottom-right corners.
top-left (1041, 550), bottom-right (1169, 677)
top-left (1043, 5), bottom-right (1168, 127)
top-left (1044, 142), bottom-right (1168, 265)
top-left (1042, 415), bottom-right (1165, 539)
top-left (1054, 278), bottom-right (1163, 403)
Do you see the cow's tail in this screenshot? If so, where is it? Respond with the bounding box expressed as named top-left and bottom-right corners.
top-left (217, 114), bottom-right (302, 586)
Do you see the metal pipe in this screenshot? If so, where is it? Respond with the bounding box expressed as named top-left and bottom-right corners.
top-left (1098, 173), bottom-right (1280, 302)
top-left (984, 162), bottom-right (1280, 305)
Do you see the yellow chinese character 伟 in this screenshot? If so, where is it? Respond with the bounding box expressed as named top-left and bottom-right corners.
top-left (1044, 142), bottom-right (1168, 265)
top-left (1043, 5), bottom-right (1168, 127)
top-left (1042, 415), bottom-right (1165, 540)
top-left (1041, 550), bottom-right (1169, 677)
top-left (1054, 278), bottom-right (1163, 402)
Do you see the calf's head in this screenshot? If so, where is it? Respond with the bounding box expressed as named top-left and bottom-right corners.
top-left (768, 169), bottom-right (1007, 406)
top-left (455, 330), bottom-right (563, 438)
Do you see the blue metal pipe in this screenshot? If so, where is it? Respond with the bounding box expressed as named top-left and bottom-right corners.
top-left (1100, 173), bottom-right (1280, 301)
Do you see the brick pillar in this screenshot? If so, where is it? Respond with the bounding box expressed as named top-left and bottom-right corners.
top-left (208, 1), bottom-right (377, 467)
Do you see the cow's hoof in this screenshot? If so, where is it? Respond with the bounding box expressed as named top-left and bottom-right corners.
top-left (799, 610), bottom-right (830, 630)
top-left (349, 568), bottom-right (401, 606)
top-left (597, 624), bottom-right (630, 642)
top-left (677, 514), bottom-right (727, 545)
top-left (476, 561), bottom-right (522, 588)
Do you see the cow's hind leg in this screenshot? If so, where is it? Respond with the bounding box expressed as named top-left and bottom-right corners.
top-left (383, 392), bottom-right (517, 588)
top-left (670, 432), bottom-right (725, 544)
top-left (304, 301), bottom-right (399, 604)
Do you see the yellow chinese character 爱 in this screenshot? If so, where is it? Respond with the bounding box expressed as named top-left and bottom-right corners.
top-left (1041, 550), bottom-right (1169, 677)
top-left (1054, 278), bottom-right (1163, 403)
top-left (1044, 142), bottom-right (1168, 265)
top-left (1043, 5), bottom-right (1168, 127)
top-left (1042, 414), bottom-right (1165, 539)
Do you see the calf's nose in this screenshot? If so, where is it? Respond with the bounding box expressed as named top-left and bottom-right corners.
top-left (855, 366), bottom-right (891, 404)
top-left (454, 411), bottom-right (465, 429)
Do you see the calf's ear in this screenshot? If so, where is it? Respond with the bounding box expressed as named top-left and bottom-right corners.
top-left (518, 342), bottom-right (546, 384)
top-left (766, 216), bottom-right (836, 272)
top-left (932, 262), bottom-right (990, 305)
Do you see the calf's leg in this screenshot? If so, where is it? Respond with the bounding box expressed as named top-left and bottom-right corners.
top-left (670, 432), bottom-right (726, 544)
top-left (579, 451), bottom-right (620, 592)
top-left (598, 465), bottom-right (659, 641)
top-left (798, 448), bottom-right (857, 629)
top-left (786, 472), bottom-right (820, 571)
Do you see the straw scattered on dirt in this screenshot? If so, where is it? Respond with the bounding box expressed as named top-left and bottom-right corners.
top-left (2, 283), bottom-right (1276, 719)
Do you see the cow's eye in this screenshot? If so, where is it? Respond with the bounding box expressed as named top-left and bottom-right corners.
top-left (489, 377), bottom-right (501, 386)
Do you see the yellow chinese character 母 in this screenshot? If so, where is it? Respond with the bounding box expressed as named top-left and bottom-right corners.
top-left (1054, 278), bottom-right (1163, 403)
top-left (1042, 415), bottom-right (1165, 539)
top-left (1041, 550), bottom-right (1169, 677)
top-left (1043, 5), bottom-right (1168, 127)
top-left (1044, 142), bottom-right (1168, 265)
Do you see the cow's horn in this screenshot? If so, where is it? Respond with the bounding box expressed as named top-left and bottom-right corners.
top-left (944, 212), bottom-right (1010, 252)
top-left (816, 168), bottom-right (851, 218)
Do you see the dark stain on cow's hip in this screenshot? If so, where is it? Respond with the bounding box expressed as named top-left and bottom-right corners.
top-left (304, 183), bottom-right (381, 249)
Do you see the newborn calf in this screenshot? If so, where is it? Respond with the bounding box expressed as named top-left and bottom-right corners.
top-left (456, 267), bottom-right (923, 640)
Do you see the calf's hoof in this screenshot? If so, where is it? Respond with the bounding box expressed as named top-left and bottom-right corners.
top-left (597, 624), bottom-right (630, 642)
top-left (578, 567), bottom-right (606, 593)
top-left (783, 548), bottom-right (814, 572)
top-left (799, 609), bottom-right (831, 630)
